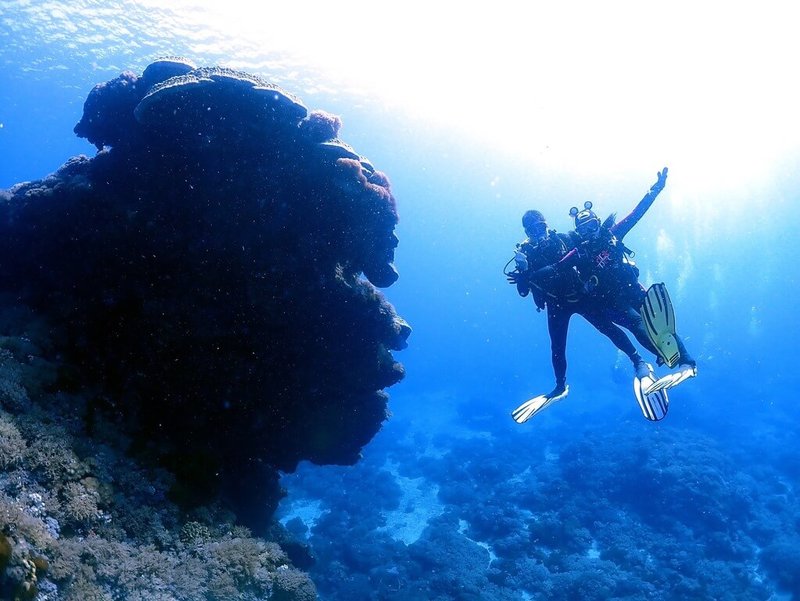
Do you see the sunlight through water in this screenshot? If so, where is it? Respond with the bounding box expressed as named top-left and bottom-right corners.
top-left (3, 0), bottom-right (799, 192)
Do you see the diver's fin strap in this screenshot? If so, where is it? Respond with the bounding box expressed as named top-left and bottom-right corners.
top-left (511, 386), bottom-right (569, 424)
top-left (644, 365), bottom-right (697, 395)
top-left (641, 283), bottom-right (680, 368)
top-left (634, 374), bottom-right (669, 421)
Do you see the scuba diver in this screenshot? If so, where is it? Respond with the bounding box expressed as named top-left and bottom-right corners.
top-left (505, 210), bottom-right (664, 424)
top-left (528, 167), bottom-right (697, 420)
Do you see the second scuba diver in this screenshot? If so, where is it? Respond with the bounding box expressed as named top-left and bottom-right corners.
top-left (506, 210), bottom-right (668, 423)
top-left (509, 167), bottom-right (697, 422)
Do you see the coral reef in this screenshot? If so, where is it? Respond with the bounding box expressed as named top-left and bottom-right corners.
top-left (0, 57), bottom-right (408, 539)
top-left (279, 399), bottom-right (800, 600)
top-left (0, 315), bottom-right (317, 599)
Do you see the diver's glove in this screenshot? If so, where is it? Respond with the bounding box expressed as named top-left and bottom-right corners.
top-left (506, 271), bottom-right (523, 285)
top-left (506, 271), bottom-right (530, 297)
top-left (650, 166), bottom-right (669, 194)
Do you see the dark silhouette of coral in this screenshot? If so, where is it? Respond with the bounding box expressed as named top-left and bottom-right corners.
top-left (0, 58), bottom-right (409, 533)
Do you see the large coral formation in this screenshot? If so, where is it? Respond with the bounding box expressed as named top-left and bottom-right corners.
top-left (0, 58), bottom-right (408, 539)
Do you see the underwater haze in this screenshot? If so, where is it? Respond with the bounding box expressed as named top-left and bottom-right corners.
top-left (2, 2), bottom-right (800, 600)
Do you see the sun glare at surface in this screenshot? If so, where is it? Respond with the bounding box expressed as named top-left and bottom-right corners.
top-left (7, 0), bottom-right (800, 190)
top-left (134, 0), bottom-right (800, 188)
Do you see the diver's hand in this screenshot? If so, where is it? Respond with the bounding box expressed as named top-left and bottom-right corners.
top-left (650, 166), bottom-right (668, 194)
top-left (507, 271), bottom-right (531, 297)
top-left (506, 271), bottom-right (525, 285)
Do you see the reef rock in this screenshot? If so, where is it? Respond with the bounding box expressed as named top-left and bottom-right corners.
top-left (0, 58), bottom-right (408, 532)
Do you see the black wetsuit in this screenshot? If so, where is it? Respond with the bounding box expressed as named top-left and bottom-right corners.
top-left (515, 230), bottom-right (647, 389)
top-left (559, 188), bottom-right (695, 366)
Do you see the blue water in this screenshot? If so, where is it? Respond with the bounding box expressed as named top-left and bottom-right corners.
top-left (2, 3), bottom-right (799, 600)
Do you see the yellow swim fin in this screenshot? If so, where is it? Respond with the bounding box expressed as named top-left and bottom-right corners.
top-left (640, 283), bottom-right (680, 368)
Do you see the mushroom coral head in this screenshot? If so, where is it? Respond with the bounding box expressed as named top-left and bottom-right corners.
top-left (73, 71), bottom-right (142, 149)
top-left (299, 110), bottom-right (343, 143)
top-left (140, 56), bottom-right (197, 89)
top-left (133, 66), bottom-right (307, 136)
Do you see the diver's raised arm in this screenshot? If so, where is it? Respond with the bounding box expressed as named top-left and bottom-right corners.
top-left (611, 167), bottom-right (668, 240)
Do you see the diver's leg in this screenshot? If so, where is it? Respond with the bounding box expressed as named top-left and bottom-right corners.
top-left (674, 335), bottom-right (696, 367)
top-left (613, 305), bottom-right (661, 359)
top-left (546, 304), bottom-right (569, 393)
top-left (581, 309), bottom-right (639, 360)
top-left (581, 308), bottom-right (648, 377)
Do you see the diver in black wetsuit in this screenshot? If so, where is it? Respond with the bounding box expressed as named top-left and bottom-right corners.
top-left (537, 167), bottom-right (695, 369)
top-left (506, 210), bottom-right (652, 401)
